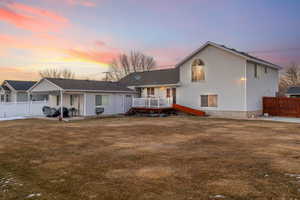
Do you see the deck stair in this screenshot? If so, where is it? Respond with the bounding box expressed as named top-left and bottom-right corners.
top-left (173, 104), bottom-right (206, 116)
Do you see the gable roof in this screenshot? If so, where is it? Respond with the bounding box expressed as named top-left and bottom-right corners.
top-left (119, 68), bottom-right (180, 86)
top-left (286, 86), bottom-right (300, 94)
top-left (4, 80), bottom-right (36, 91)
top-left (40, 78), bottom-right (134, 92)
top-left (175, 41), bottom-right (281, 69)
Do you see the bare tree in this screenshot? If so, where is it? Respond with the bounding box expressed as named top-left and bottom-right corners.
top-left (39, 68), bottom-right (76, 79)
top-left (106, 51), bottom-right (156, 81)
top-left (279, 62), bottom-right (300, 96)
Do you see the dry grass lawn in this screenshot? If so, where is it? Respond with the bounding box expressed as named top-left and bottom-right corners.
top-left (0, 116), bottom-right (299, 200)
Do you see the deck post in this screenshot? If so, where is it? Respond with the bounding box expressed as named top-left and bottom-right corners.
top-left (132, 98), bottom-right (135, 107)
top-left (148, 98), bottom-right (151, 108)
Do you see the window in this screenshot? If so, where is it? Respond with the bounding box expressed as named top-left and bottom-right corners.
top-left (56, 95), bottom-right (60, 106)
top-left (70, 95), bottom-right (74, 106)
top-left (147, 88), bottom-right (154, 97)
top-left (5, 94), bottom-right (9, 102)
top-left (166, 88), bottom-right (171, 98)
top-left (264, 66), bottom-right (268, 74)
top-left (254, 64), bottom-right (258, 78)
top-left (201, 95), bottom-right (218, 107)
top-left (192, 59), bottom-right (205, 82)
top-left (95, 95), bottom-right (109, 107)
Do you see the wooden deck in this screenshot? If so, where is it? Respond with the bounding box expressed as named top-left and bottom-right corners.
top-left (129, 106), bottom-right (175, 114)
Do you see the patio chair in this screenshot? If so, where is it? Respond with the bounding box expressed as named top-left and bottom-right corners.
top-left (69, 107), bottom-right (78, 117)
top-left (42, 106), bottom-right (51, 116)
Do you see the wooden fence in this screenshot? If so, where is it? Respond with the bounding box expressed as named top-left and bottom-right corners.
top-left (263, 97), bottom-right (300, 117)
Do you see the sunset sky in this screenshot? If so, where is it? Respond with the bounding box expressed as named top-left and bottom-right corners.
top-left (0, 0), bottom-right (300, 82)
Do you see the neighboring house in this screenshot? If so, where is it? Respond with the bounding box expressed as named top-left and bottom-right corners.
top-left (0, 80), bottom-right (41, 102)
top-left (121, 41), bottom-right (280, 118)
top-left (285, 86), bottom-right (300, 97)
top-left (28, 78), bottom-right (136, 116)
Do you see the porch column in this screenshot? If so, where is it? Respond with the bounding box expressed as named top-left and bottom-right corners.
top-left (83, 93), bottom-right (87, 116)
top-left (27, 92), bottom-right (31, 116)
top-left (60, 90), bottom-right (63, 119)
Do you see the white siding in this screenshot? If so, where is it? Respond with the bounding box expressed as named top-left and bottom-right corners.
top-left (178, 45), bottom-right (247, 112)
top-left (31, 79), bottom-right (60, 92)
top-left (84, 93), bottom-right (132, 116)
top-left (246, 62), bottom-right (279, 111)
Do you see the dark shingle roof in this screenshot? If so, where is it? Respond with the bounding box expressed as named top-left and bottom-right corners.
top-left (45, 78), bottom-right (134, 92)
top-left (175, 41), bottom-right (281, 69)
top-left (119, 68), bottom-right (179, 86)
top-left (5, 80), bottom-right (36, 91)
top-left (286, 86), bottom-right (300, 94)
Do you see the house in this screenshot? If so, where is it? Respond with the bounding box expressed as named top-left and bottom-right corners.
top-left (285, 86), bottom-right (300, 97)
top-left (0, 80), bottom-right (42, 103)
top-left (121, 41), bottom-right (280, 118)
top-left (28, 78), bottom-right (136, 116)
top-left (119, 68), bottom-right (179, 104)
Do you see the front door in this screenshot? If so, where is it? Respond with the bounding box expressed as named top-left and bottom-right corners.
top-left (172, 88), bottom-right (176, 104)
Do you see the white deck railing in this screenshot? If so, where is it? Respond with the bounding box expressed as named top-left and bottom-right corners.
top-left (132, 97), bottom-right (173, 108)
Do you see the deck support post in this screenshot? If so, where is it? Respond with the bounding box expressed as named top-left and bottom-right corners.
top-left (148, 98), bottom-right (150, 108)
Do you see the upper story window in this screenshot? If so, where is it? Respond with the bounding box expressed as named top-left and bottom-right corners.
top-left (192, 59), bottom-right (205, 82)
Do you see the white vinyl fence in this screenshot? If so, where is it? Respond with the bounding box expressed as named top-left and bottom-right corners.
top-left (0, 101), bottom-right (48, 118)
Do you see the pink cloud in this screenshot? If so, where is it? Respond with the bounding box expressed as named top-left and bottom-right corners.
top-left (50, 0), bottom-right (97, 7)
top-left (65, 48), bottom-right (119, 64)
top-left (0, 2), bottom-right (69, 32)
